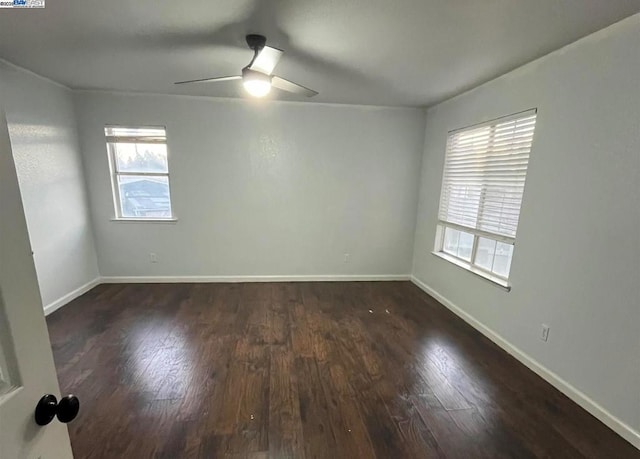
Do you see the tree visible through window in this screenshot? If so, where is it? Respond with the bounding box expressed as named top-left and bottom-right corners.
top-left (105, 126), bottom-right (174, 219)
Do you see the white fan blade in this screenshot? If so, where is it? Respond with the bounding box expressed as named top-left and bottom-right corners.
top-left (249, 46), bottom-right (283, 75)
top-left (174, 75), bottom-right (241, 85)
top-left (272, 76), bottom-right (318, 97)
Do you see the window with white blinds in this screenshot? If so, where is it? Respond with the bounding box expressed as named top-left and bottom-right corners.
top-left (105, 126), bottom-right (174, 220)
top-left (434, 109), bottom-right (537, 285)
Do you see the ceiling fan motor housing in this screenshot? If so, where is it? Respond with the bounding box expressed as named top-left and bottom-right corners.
top-left (246, 34), bottom-right (267, 51)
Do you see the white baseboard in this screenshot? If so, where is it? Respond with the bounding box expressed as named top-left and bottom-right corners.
top-left (410, 276), bottom-right (640, 450)
top-left (43, 277), bottom-right (101, 316)
top-left (43, 275), bottom-right (408, 314)
top-left (100, 274), bottom-right (411, 284)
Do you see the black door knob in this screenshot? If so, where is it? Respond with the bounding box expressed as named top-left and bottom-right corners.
top-left (57, 395), bottom-right (80, 423)
top-left (35, 394), bottom-right (80, 426)
top-left (34, 394), bottom-right (58, 426)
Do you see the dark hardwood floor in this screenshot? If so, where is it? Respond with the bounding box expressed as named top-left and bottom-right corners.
top-left (46, 282), bottom-right (638, 458)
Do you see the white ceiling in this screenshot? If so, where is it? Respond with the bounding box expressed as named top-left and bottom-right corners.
top-left (0, 0), bottom-right (638, 107)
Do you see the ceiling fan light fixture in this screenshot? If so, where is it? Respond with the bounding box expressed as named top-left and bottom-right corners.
top-left (242, 68), bottom-right (272, 98)
top-left (243, 79), bottom-right (271, 97)
top-left (174, 35), bottom-right (317, 98)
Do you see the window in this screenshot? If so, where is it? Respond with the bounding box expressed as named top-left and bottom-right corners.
top-left (434, 109), bottom-right (537, 287)
top-left (105, 126), bottom-right (174, 220)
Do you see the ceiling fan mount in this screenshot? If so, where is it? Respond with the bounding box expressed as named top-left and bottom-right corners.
top-left (174, 34), bottom-right (318, 98)
top-left (245, 34), bottom-right (267, 51)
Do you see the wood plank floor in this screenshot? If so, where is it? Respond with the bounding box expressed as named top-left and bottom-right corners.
top-left (46, 282), bottom-right (639, 458)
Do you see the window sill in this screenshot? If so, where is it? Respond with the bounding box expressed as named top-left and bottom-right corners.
top-left (110, 218), bottom-right (178, 223)
top-left (431, 251), bottom-right (511, 291)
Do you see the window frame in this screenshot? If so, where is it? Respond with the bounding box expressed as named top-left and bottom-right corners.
top-left (433, 109), bottom-right (537, 290)
top-left (105, 125), bottom-right (176, 222)
top-left (433, 222), bottom-right (514, 290)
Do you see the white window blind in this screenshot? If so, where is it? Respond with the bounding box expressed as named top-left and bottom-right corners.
top-left (438, 110), bottom-right (537, 240)
top-left (105, 126), bottom-right (167, 144)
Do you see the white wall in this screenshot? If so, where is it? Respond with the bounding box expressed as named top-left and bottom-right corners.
top-left (0, 61), bottom-right (99, 311)
top-left (75, 93), bottom-right (425, 278)
top-left (412, 14), bottom-right (640, 444)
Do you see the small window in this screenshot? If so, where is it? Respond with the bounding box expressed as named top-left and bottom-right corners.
top-left (105, 126), bottom-right (174, 220)
top-left (434, 110), bottom-right (537, 286)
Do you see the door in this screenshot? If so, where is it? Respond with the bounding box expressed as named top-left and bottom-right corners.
top-left (0, 103), bottom-right (74, 458)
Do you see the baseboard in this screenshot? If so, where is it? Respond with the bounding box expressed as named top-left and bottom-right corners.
top-left (100, 274), bottom-right (411, 284)
top-left (410, 276), bottom-right (640, 450)
top-left (43, 277), bottom-right (101, 316)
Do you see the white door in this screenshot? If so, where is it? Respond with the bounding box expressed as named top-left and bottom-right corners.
top-left (0, 103), bottom-right (74, 459)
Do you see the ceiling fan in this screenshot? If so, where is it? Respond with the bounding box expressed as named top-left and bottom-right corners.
top-left (175, 34), bottom-right (318, 98)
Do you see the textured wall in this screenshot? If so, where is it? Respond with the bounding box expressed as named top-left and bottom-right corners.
top-left (0, 61), bottom-right (99, 308)
top-left (75, 93), bottom-right (425, 278)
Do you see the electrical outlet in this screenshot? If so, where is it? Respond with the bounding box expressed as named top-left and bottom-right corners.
top-left (150, 252), bottom-right (158, 263)
top-left (540, 324), bottom-right (550, 342)
top-left (344, 253), bottom-right (350, 263)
